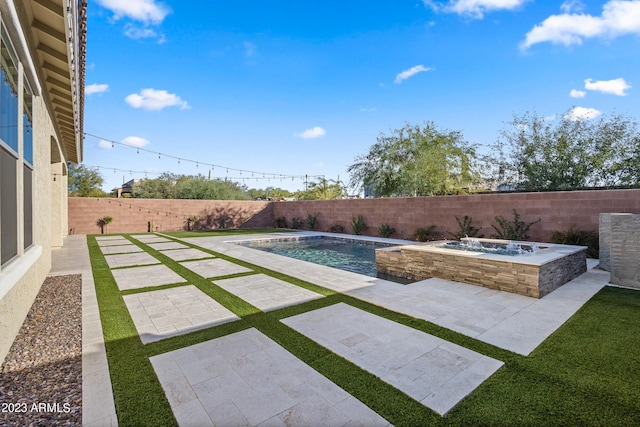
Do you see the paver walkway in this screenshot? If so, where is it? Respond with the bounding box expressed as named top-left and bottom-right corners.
top-left (150, 328), bottom-right (390, 426)
top-left (123, 285), bottom-right (239, 344)
top-left (283, 303), bottom-right (504, 415)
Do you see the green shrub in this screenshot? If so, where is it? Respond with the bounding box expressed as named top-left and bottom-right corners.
top-left (273, 216), bottom-right (288, 228)
top-left (447, 215), bottom-right (482, 240)
top-left (306, 213), bottom-right (319, 230)
top-left (550, 226), bottom-right (599, 258)
top-left (291, 217), bottom-right (304, 229)
top-left (351, 215), bottom-right (368, 235)
top-left (491, 209), bottom-right (540, 240)
top-left (414, 225), bottom-right (437, 242)
top-left (378, 223), bottom-right (396, 238)
top-left (328, 224), bottom-right (344, 233)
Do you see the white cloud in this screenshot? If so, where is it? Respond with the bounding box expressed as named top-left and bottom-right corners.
top-left (565, 106), bottom-right (602, 121)
top-left (424, 0), bottom-right (529, 19)
top-left (394, 65), bottom-right (433, 84)
top-left (584, 77), bottom-right (631, 96)
top-left (125, 88), bottom-right (190, 110)
top-left (98, 140), bottom-right (113, 149)
top-left (85, 83), bottom-right (109, 95)
top-left (560, 0), bottom-right (585, 14)
top-left (294, 126), bottom-right (327, 139)
top-left (521, 0), bottom-right (640, 49)
top-left (244, 42), bottom-right (257, 57)
top-left (359, 107), bottom-right (377, 112)
top-left (96, 0), bottom-right (170, 24)
top-left (124, 25), bottom-right (166, 43)
top-left (121, 136), bottom-right (150, 147)
top-left (570, 89), bottom-right (586, 98)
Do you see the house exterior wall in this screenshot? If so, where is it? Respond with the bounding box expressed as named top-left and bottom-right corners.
top-left (0, 91), bottom-right (56, 363)
top-left (0, 0), bottom-right (83, 364)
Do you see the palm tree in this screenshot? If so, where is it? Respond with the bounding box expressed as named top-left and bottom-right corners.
top-left (97, 216), bottom-right (113, 234)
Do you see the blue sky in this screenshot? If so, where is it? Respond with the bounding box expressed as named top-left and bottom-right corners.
top-left (84, 0), bottom-right (640, 193)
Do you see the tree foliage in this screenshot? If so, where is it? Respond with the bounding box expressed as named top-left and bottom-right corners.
top-left (348, 122), bottom-right (481, 196)
top-left (67, 162), bottom-right (109, 197)
top-left (131, 173), bottom-right (250, 200)
top-left (293, 177), bottom-right (346, 200)
top-left (491, 110), bottom-right (640, 190)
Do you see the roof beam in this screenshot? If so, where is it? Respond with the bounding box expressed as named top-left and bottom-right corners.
top-left (37, 42), bottom-right (67, 63)
top-left (43, 61), bottom-right (70, 79)
top-left (46, 75), bottom-right (69, 90)
top-left (33, 0), bottom-right (64, 16)
top-left (32, 19), bottom-right (65, 41)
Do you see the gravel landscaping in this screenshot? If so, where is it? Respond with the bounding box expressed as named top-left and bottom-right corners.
top-left (0, 274), bottom-right (82, 426)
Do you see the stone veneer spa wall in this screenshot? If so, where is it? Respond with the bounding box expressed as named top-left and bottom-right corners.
top-left (376, 240), bottom-right (587, 298)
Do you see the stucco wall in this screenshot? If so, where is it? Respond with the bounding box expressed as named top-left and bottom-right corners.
top-left (0, 95), bottom-right (55, 363)
top-left (68, 189), bottom-right (640, 242)
top-left (68, 198), bottom-right (274, 234)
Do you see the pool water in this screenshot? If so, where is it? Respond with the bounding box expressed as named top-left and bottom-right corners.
top-left (238, 236), bottom-right (412, 284)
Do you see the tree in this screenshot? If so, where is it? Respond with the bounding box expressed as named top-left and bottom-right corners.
top-left (67, 162), bottom-right (108, 197)
top-left (348, 122), bottom-right (481, 197)
top-left (490, 110), bottom-right (640, 191)
top-left (294, 177), bottom-right (347, 200)
top-left (131, 173), bottom-right (251, 200)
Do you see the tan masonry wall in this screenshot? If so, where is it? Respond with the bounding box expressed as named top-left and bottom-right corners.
top-left (68, 198), bottom-right (273, 234)
top-left (68, 189), bottom-right (640, 240)
top-left (273, 189), bottom-right (640, 242)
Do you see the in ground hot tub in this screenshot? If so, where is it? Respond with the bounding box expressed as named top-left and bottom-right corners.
top-left (376, 238), bottom-right (587, 298)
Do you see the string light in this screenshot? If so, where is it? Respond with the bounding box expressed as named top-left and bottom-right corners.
top-left (84, 132), bottom-right (323, 182)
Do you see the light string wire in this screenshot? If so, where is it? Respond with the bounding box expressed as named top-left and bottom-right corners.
top-left (83, 132), bottom-right (324, 182)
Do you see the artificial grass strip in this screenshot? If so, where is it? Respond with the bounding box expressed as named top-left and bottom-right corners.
top-left (87, 235), bottom-right (177, 427)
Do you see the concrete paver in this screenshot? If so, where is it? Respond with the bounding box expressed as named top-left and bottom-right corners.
top-left (282, 303), bottom-right (504, 415)
top-left (100, 244), bottom-right (144, 255)
top-left (180, 258), bottom-right (252, 278)
top-left (111, 264), bottom-right (186, 291)
top-left (123, 285), bottom-right (239, 344)
top-left (130, 234), bottom-right (172, 243)
top-left (96, 238), bottom-right (130, 247)
top-left (150, 328), bottom-right (390, 426)
top-left (147, 241), bottom-right (188, 251)
top-left (214, 274), bottom-right (324, 312)
top-left (159, 248), bottom-right (214, 261)
top-left (105, 252), bottom-right (160, 269)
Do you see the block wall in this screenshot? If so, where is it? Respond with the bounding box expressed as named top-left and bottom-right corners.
top-left (68, 189), bottom-right (640, 241)
top-left (68, 198), bottom-right (274, 234)
top-left (273, 189), bottom-right (640, 242)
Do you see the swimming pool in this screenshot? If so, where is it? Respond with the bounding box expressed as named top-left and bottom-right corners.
top-left (236, 236), bottom-right (413, 284)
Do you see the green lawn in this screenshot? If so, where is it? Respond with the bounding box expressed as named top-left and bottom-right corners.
top-left (89, 232), bottom-right (640, 426)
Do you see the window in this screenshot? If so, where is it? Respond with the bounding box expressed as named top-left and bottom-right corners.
top-left (1, 146), bottom-right (17, 265)
top-left (0, 26), bottom-right (18, 152)
top-left (0, 24), bottom-right (20, 266)
top-left (23, 79), bottom-right (32, 165)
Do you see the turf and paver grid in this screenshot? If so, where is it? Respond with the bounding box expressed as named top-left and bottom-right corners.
top-left (150, 328), bottom-right (390, 426)
top-left (96, 237), bottom-right (131, 247)
top-left (283, 302), bottom-right (504, 415)
top-left (111, 264), bottom-right (187, 291)
top-left (122, 285), bottom-right (240, 344)
top-left (213, 273), bottom-right (324, 311)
